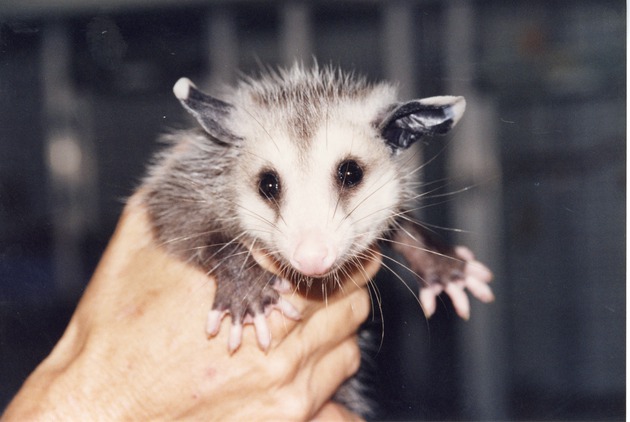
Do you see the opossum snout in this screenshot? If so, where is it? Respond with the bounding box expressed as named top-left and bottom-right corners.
top-left (290, 233), bottom-right (338, 277)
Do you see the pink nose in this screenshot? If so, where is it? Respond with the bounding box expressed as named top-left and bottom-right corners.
top-left (291, 238), bottom-right (337, 276)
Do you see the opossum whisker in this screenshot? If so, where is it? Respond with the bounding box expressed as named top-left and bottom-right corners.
top-left (396, 197), bottom-right (459, 217)
top-left (380, 231), bottom-right (467, 267)
top-left (201, 245), bottom-right (250, 272)
top-left (195, 232), bottom-right (249, 267)
top-left (396, 215), bottom-right (468, 235)
top-left (377, 238), bottom-right (452, 281)
top-left (366, 278), bottom-right (387, 351)
top-left (339, 175), bottom-right (396, 227)
top-left (404, 175), bottom-right (452, 191)
top-left (142, 64), bottom-right (481, 417)
top-left (158, 228), bottom-right (226, 248)
top-left (393, 211), bottom-right (468, 238)
top-left (169, 240), bottom-right (242, 263)
top-left (376, 254), bottom-right (428, 316)
top-left (352, 251), bottom-right (384, 311)
top-left (232, 203), bottom-right (281, 232)
top-left (321, 280), bottom-right (329, 309)
top-left (315, 249), bottom-right (385, 335)
top-left (349, 249), bottom-right (387, 349)
top-left (409, 184), bottom-right (453, 202)
top-left (330, 262), bottom-right (350, 295)
top-left (389, 217), bottom-right (436, 242)
top-left (385, 212), bottom-right (433, 231)
top-left (405, 142), bottom-right (451, 178)
top-left (407, 184), bottom-right (475, 204)
top-left (347, 202), bottom-right (399, 228)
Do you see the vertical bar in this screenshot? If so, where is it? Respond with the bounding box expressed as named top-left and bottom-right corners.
top-left (382, 1), bottom-right (416, 98)
top-left (381, 1), bottom-right (440, 407)
top-left (41, 21), bottom-right (94, 301)
top-left (280, 1), bottom-right (312, 66)
top-left (443, 0), bottom-right (507, 419)
top-left (206, 6), bottom-right (239, 89)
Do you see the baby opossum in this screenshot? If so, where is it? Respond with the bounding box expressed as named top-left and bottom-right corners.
top-left (140, 64), bottom-right (493, 414)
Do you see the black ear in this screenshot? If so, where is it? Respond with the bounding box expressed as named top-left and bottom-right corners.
top-left (173, 78), bottom-right (236, 141)
top-left (378, 96), bottom-right (466, 151)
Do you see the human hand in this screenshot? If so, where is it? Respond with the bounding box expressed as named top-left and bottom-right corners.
top-left (2, 193), bottom-right (378, 421)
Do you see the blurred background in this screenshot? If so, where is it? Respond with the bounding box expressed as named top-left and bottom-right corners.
top-left (0, 0), bottom-right (625, 420)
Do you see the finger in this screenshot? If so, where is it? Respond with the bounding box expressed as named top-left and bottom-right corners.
top-left (304, 336), bottom-right (363, 412)
top-left (444, 282), bottom-right (470, 320)
top-left (355, 248), bottom-right (383, 288)
top-left (250, 245), bottom-right (283, 276)
top-left (308, 286), bottom-right (371, 341)
top-left (318, 251), bottom-right (381, 302)
top-left (282, 285), bottom-right (370, 357)
top-left (266, 250), bottom-right (379, 350)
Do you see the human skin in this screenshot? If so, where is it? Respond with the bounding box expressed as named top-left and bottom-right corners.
top-left (2, 193), bottom-right (377, 421)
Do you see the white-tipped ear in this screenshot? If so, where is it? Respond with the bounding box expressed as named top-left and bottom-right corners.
top-left (448, 96), bottom-right (466, 127)
top-left (172, 77), bottom-right (237, 142)
top-left (419, 95), bottom-right (466, 126)
top-left (379, 95), bottom-right (467, 151)
top-left (173, 77), bottom-right (193, 101)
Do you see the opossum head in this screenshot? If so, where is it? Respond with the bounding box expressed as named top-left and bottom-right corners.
top-left (173, 65), bottom-right (465, 280)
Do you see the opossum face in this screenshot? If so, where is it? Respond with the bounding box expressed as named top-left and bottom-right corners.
top-left (234, 103), bottom-right (403, 277)
top-left (173, 67), bottom-right (465, 278)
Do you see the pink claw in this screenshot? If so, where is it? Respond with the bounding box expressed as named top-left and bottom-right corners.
top-left (420, 284), bottom-right (442, 318)
top-left (445, 282), bottom-right (471, 320)
top-left (205, 295), bottom-right (302, 352)
top-left (206, 310), bottom-right (225, 337)
top-left (465, 275), bottom-right (495, 303)
top-left (228, 323), bottom-right (243, 353)
top-left (253, 313), bottom-right (271, 351)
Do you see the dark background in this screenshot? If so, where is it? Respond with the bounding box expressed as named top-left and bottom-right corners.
top-left (0, 0), bottom-right (625, 420)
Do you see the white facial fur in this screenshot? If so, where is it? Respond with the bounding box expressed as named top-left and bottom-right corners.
top-left (166, 67), bottom-right (466, 279)
top-left (231, 91), bottom-right (408, 278)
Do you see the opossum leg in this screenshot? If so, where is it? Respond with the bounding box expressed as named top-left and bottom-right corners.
top-left (390, 219), bottom-right (494, 319)
top-left (204, 245), bottom-right (300, 353)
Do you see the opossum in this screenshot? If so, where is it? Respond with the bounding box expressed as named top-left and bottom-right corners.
top-left (140, 64), bottom-right (493, 415)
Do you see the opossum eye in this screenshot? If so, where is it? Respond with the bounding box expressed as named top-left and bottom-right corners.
top-left (337, 160), bottom-right (363, 189)
top-left (258, 171), bottom-right (281, 201)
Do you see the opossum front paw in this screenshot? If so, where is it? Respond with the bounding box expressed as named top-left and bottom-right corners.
top-left (418, 246), bottom-right (494, 320)
top-left (205, 277), bottom-right (301, 353)
top-left (390, 219), bottom-right (494, 320)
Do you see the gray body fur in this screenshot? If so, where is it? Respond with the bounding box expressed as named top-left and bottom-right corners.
top-left (138, 64), bottom-right (475, 417)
